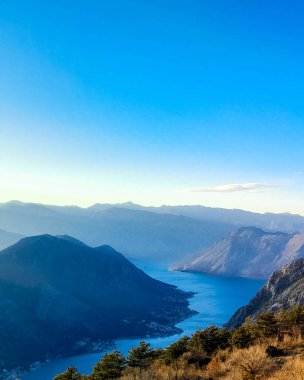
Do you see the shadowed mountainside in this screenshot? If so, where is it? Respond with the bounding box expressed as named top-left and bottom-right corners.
top-left (0, 235), bottom-right (194, 372)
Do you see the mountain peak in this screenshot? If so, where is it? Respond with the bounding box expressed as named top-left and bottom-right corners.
top-left (56, 234), bottom-right (88, 247)
top-left (172, 227), bottom-right (304, 279)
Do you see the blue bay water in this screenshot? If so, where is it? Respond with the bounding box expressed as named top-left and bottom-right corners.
top-left (21, 260), bottom-right (264, 380)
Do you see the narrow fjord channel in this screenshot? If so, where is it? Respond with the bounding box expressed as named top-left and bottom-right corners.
top-left (22, 261), bottom-right (264, 380)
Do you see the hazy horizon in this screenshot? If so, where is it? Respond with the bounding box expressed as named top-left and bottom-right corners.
top-left (1, 198), bottom-right (304, 217)
top-left (1, 1), bottom-right (304, 214)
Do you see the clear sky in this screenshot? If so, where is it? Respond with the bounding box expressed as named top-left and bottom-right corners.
top-left (1, 0), bottom-right (304, 214)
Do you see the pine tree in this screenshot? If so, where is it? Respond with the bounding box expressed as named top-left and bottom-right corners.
top-left (256, 311), bottom-right (278, 338)
top-left (230, 326), bottom-right (253, 348)
top-left (91, 350), bottom-right (126, 380)
top-left (162, 336), bottom-right (189, 364)
top-left (127, 341), bottom-right (157, 371)
top-left (52, 366), bottom-right (83, 380)
top-left (188, 325), bottom-right (230, 355)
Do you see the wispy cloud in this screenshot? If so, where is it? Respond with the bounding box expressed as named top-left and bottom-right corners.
top-left (184, 183), bottom-right (274, 193)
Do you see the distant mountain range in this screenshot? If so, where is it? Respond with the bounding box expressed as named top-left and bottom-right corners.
top-left (226, 258), bottom-right (304, 328)
top-left (0, 201), bottom-right (232, 261)
top-left (1, 201), bottom-right (304, 262)
top-left (171, 227), bottom-right (304, 278)
top-left (117, 203), bottom-right (304, 233)
top-left (0, 235), bottom-right (194, 373)
top-left (0, 228), bottom-right (23, 250)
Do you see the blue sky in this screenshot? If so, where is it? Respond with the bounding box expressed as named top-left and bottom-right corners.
top-left (1, 0), bottom-right (304, 213)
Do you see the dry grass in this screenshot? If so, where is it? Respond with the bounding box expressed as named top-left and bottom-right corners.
top-left (121, 366), bottom-right (162, 380)
top-left (118, 334), bottom-right (304, 380)
top-left (152, 361), bottom-right (205, 380)
top-left (205, 349), bottom-right (230, 378)
top-left (222, 345), bottom-right (275, 379)
top-left (214, 335), bottom-right (304, 380)
top-left (267, 355), bottom-right (304, 380)
top-left (120, 346), bottom-right (304, 380)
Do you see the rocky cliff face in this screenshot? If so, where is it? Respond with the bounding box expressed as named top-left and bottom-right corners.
top-left (171, 227), bottom-right (304, 279)
top-left (0, 235), bottom-right (194, 373)
top-left (226, 258), bottom-right (304, 328)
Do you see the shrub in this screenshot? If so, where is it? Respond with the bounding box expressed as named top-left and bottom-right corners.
top-left (227, 345), bottom-right (275, 380)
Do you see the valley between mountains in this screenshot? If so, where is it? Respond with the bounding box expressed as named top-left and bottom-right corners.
top-left (1, 201), bottom-right (304, 379)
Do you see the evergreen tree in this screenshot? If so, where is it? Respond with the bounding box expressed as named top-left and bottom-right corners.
top-left (230, 317), bottom-right (259, 348)
top-left (288, 305), bottom-right (304, 327)
top-left (277, 306), bottom-right (304, 337)
top-left (277, 310), bottom-right (291, 339)
top-left (91, 351), bottom-right (126, 380)
top-left (256, 311), bottom-right (278, 338)
top-left (162, 336), bottom-right (189, 364)
top-left (52, 366), bottom-right (83, 380)
top-left (127, 341), bottom-right (157, 371)
top-left (230, 325), bottom-right (254, 348)
top-left (188, 325), bottom-right (230, 355)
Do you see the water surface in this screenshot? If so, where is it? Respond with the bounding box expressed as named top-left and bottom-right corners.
top-left (22, 260), bottom-right (264, 379)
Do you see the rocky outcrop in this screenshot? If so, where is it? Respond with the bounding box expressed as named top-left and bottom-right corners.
top-left (226, 258), bottom-right (304, 328)
top-left (171, 227), bottom-right (304, 279)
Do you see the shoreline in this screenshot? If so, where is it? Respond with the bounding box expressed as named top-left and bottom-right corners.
top-left (12, 291), bottom-right (197, 380)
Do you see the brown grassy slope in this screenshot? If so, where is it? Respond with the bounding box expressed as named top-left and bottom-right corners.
top-left (119, 335), bottom-right (304, 380)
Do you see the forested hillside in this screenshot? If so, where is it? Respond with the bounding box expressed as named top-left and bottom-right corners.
top-left (54, 306), bottom-right (304, 380)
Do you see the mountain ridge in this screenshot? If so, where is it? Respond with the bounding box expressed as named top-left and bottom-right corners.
top-left (171, 226), bottom-right (304, 278)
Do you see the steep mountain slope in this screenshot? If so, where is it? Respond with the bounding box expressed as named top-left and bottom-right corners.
top-left (226, 258), bottom-right (304, 328)
top-left (0, 227), bottom-right (23, 250)
top-left (0, 235), bottom-right (194, 372)
top-left (171, 227), bottom-right (304, 278)
top-left (0, 201), bottom-right (232, 261)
